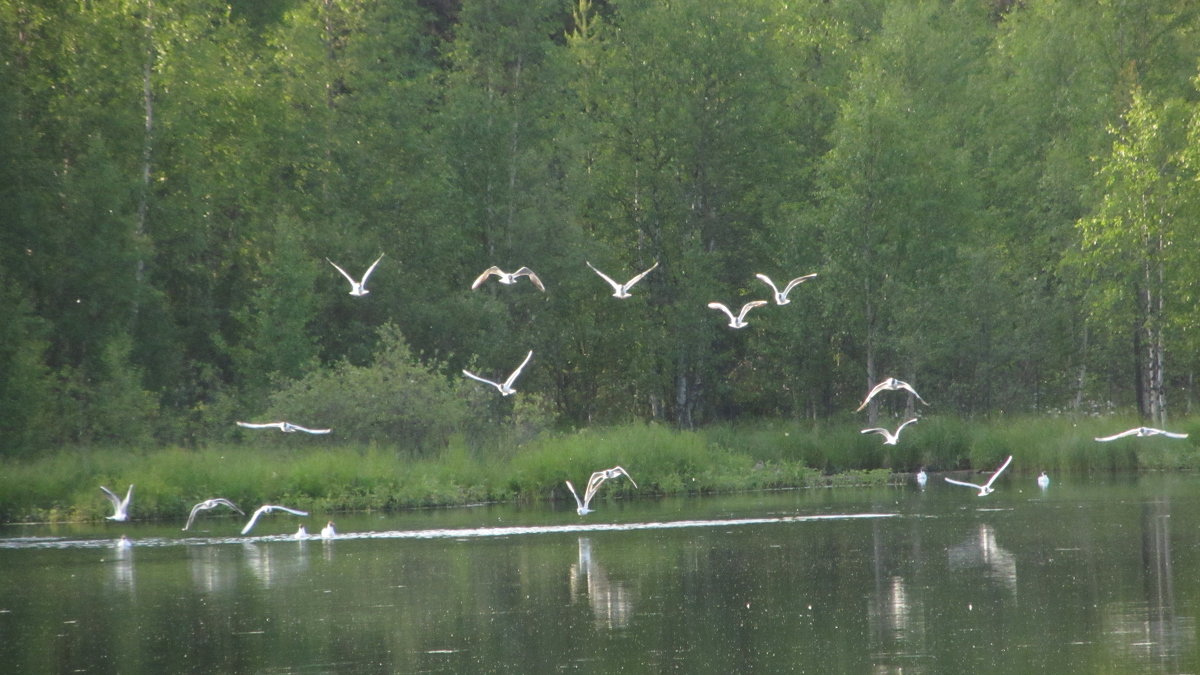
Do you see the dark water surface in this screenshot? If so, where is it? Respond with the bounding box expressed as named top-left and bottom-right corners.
top-left (3, 474), bottom-right (1199, 673)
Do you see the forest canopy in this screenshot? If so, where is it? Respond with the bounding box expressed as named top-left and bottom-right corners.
top-left (3, 0), bottom-right (1200, 452)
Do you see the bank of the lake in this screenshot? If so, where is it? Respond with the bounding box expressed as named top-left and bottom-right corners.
top-left (2, 416), bottom-right (1197, 524)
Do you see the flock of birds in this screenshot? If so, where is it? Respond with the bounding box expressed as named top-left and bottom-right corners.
top-left (98, 256), bottom-right (1193, 534)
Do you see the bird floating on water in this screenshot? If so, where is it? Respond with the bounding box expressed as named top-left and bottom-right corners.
top-left (100, 484), bottom-right (133, 522)
top-left (944, 455), bottom-right (1013, 497)
top-left (241, 504), bottom-right (310, 535)
top-left (183, 498), bottom-right (244, 531)
top-left (916, 468), bottom-right (928, 488)
top-left (1037, 471), bottom-right (1050, 489)
top-left (236, 421), bottom-right (331, 434)
top-left (708, 300), bottom-right (769, 329)
top-left (565, 466), bottom-right (638, 516)
top-left (755, 273), bottom-right (817, 305)
top-left (321, 521), bottom-right (336, 539)
top-left (1094, 426), bottom-right (1189, 442)
top-left (462, 350), bottom-right (533, 396)
top-left (586, 261), bottom-right (658, 299)
top-left (327, 253), bottom-right (384, 296)
top-left (471, 266), bottom-right (545, 292)
top-left (855, 377), bottom-right (928, 412)
top-left (861, 418), bottom-right (919, 445)
top-left (294, 525), bottom-right (309, 540)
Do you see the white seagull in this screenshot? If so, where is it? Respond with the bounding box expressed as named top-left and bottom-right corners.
top-left (565, 466), bottom-right (638, 516)
top-left (755, 272), bottom-right (817, 305)
top-left (327, 253), bottom-right (384, 296)
top-left (855, 377), bottom-right (928, 412)
top-left (944, 455), bottom-right (1013, 497)
top-left (861, 418), bottom-right (919, 445)
top-left (708, 300), bottom-right (769, 329)
top-left (240, 504), bottom-right (310, 535)
top-left (471, 266), bottom-right (545, 292)
top-left (236, 421), bottom-right (331, 434)
top-left (916, 468), bottom-right (928, 488)
top-left (1094, 426), bottom-right (1189, 442)
top-left (294, 525), bottom-right (309, 540)
top-left (183, 498), bottom-right (244, 531)
top-left (1037, 471), bottom-right (1050, 489)
top-left (100, 484), bottom-right (133, 522)
top-left (462, 350), bottom-right (533, 396)
top-left (320, 521), bottom-right (336, 539)
top-left (586, 261), bottom-right (658, 299)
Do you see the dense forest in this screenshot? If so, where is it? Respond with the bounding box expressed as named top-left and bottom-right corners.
top-left (3, 0), bottom-right (1200, 454)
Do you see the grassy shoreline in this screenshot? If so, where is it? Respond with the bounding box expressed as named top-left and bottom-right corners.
top-left (2, 416), bottom-right (1196, 524)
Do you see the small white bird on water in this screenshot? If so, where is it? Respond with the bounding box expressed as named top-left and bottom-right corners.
top-left (327, 253), bottom-right (384, 296)
top-left (861, 418), bottom-right (919, 445)
top-left (241, 504), bottom-right (310, 535)
top-left (236, 421), bottom-right (331, 434)
top-left (755, 272), bottom-right (817, 305)
top-left (183, 498), bottom-right (244, 531)
top-left (294, 525), bottom-right (309, 540)
top-left (565, 467), bottom-right (638, 516)
top-left (462, 350), bottom-right (533, 396)
top-left (100, 484), bottom-right (133, 522)
top-left (586, 261), bottom-right (658, 299)
top-left (1037, 471), bottom-right (1050, 489)
top-left (708, 300), bottom-right (769, 329)
top-left (321, 521), bottom-right (336, 539)
top-left (1094, 427), bottom-right (1189, 442)
top-left (471, 266), bottom-right (545, 292)
top-left (855, 377), bottom-right (928, 412)
top-left (916, 468), bottom-right (928, 488)
top-left (944, 455), bottom-right (1013, 497)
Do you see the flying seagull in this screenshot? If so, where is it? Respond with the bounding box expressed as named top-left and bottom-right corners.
top-left (855, 377), bottom-right (928, 412)
top-left (1094, 426), bottom-right (1189, 442)
top-left (586, 261), bottom-right (658, 299)
top-left (944, 455), bottom-right (1013, 497)
top-left (708, 300), bottom-right (769, 329)
top-left (755, 272), bottom-right (817, 305)
top-left (462, 350), bottom-right (533, 396)
top-left (1037, 471), bottom-right (1050, 489)
top-left (327, 253), bottom-right (384, 296)
top-left (100, 484), bottom-right (134, 522)
top-left (183, 498), bottom-right (245, 531)
top-left (471, 266), bottom-right (545, 292)
top-left (861, 418), bottom-right (919, 445)
top-left (241, 504), bottom-right (310, 535)
top-left (236, 421), bottom-right (331, 434)
top-left (565, 466), bottom-right (638, 516)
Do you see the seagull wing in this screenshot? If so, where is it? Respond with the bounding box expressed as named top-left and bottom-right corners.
top-left (754, 274), bottom-right (781, 296)
top-left (707, 302), bottom-right (736, 323)
top-left (624, 261), bottom-right (659, 289)
top-left (462, 369), bottom-right (503, 390)
top-left (237, 421), bottom-right (283, 430)
top-left (503, 351), bottom-right (534, 389)
top-left (270, 505), bottom-right (310, 517)
top-left (983, 455), bottom-right (1014, 490)
top-left (1161, 431), bottom-right (1189, 438)
top-left (565, 480), bottom-right (586, 511)
top-left (212, 498), bottom-right (244, 515)
top-left (943, 477), bottom-right (984, 490)
top-left (896, 381), bottom-right (928, 405)
top-left (359, 253), bottom-right (385, 284)
top-left (780, 273), bottom-right (818, 294)
top-left (471, 266), bottom-right (502, 289)
top-left (855, 381), bottom-right (891, 412)
top-left (736, 301), bottom-right (769, 322)
top-left (586, 262), bottom-right (623, 293)
top-left (584, 471), bottom-right (609, 504)
top-left (896, 418), bottom-right (919, 434)
top-left (290, 424), bottom-right (331, 434)
top-left (241, 505), bottom-right (269, 534)
top-left (611, 466), bottom-right (638, 489)
top-left (326, 259), bottom-right (358, 285)
top-left (513, 267), bottom-right (545, 291)
top-left (1095, 428), bottom-right (1139, 442)
top-left (861, 427), bottom-right (889, 436)
top-left (100, 485), bottom-right (123, 509)
top-left (183, 502), bottom-right (206, 531)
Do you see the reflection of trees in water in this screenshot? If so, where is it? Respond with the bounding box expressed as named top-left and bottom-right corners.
top-left (242, 541), bottom-right (310, 588)
top-left (947, 524), bottom-right (1016, 593)
top-left (1102, 497), bottom-right (1194, 671)
top-left (569, 537), bottom-right (633, 630)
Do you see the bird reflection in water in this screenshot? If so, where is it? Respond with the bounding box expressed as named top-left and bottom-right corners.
top-left (569, 537), bottom-right (634, 630)
top-left (947, 524), bottom-right (1016, 593)
top-left (189, 545), bottom-right (237, 593)
top-left (243, 541), bottom-right (309, 588)
top-left (868, 575), bottom-right (925, 652)
top-left (108, 535), bottom-right (135, 592)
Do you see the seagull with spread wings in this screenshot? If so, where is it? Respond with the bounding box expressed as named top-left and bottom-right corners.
top-left (471, 266), bottom-right (545, 292)
top-left (944, 455), bottom-right (1013, 497)
top-left (755, 272), bottom-right (817, 305)
top-left (861, 418), bottom-right (919, 445)
top-left (1094, 426), bottom-right (1189, 442)
top-left (241, 504), bottom-right (310, 535)
top-left (327, 253), bottom-right (384, 296)
top-left (463, 350), bottom-right (534, 396)
top-left (183, 498), bottom-right (244, 531)
top-left (236, 421), bottom-right (331, 434)
top-left (855, 377), bottom-right (928, 412)
top-left (100, 484), bottom-right (133, 522)
top-left (708, 300), bottom-right (769, 329)
top-left (565, 466), bottom-right (638, 515)
top-left (586, 261), bottom-right (658, 299)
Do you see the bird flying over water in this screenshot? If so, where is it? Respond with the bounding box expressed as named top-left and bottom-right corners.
top-left (855, 377), bottom-right (928, 412)
top-left (708, 300), bottom-right (769, 329)
top-left (1094, 426), bottom-right (1189, 442)
top-left (462, 350), bottom-right (533, 396)
top-left (586, 261), bottom-right (658, 299)
top-left (241, 504), bottom-right (310, 535)
top-left (471, 266), bottom-right (545, 292)
top-left (327, 253), bottom-right (384, 296)
top-left (755, 272), bottom-right (817, 305)
top-left (565, 466), bottom-right (638, 516)
top-left (100, 484), bottom-right (133, 522)
top-left (236, 421), bottom-right (331, 434)
top-left (944, 455), bottom-right (1013, 497)
top-left (861, 418), bottom-right (918, 445)
top-left (183, 498), bottom-right (244, 531)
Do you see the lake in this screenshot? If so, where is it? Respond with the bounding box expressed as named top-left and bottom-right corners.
top-left (2, 473), bottom-right (1199, 673)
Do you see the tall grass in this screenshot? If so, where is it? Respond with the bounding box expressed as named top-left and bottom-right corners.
top-left (1, 415), bottom-right (1195, 523)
